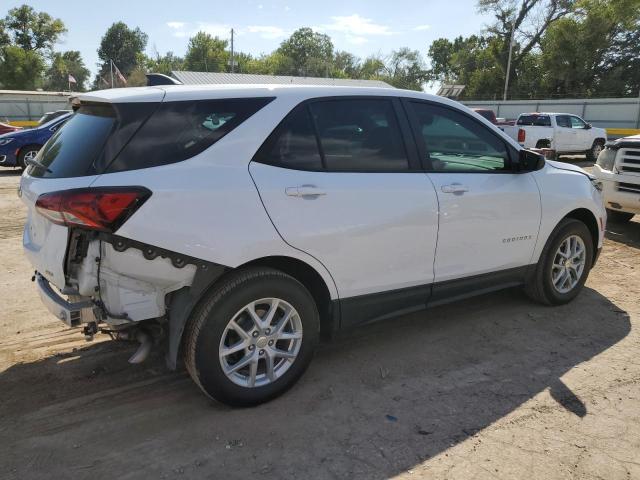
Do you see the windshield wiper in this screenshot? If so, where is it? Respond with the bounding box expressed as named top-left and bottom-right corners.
top-left (24, 158), bottom-right (52, 173)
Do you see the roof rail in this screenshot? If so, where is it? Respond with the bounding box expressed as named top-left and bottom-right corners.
top-left (145, 73), bottom-right (183, 86)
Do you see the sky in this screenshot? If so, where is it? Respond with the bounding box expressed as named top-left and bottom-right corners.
top-left (5, 0), bottom-right (493, 92)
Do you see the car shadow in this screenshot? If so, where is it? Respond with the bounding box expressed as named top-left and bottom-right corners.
top-left (0, 286), bottom-right (630, 479)
top-left (0, 169), bottom-right (22, 177)
top-left (606, 218), bottom-right (640, 249)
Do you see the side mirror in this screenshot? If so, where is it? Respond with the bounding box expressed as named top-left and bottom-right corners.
top-left (585, 123), bottom-right (592, 129)
top-left (514, 149), bottom-right (546, 172)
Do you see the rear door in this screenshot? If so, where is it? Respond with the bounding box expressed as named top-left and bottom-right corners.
top-left (249, 97), bottom-right (439, 325)
top-left (404, 100), bottom-right (541, 298)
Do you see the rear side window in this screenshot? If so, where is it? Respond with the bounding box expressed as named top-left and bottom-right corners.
top-left (517, 115), bottom-right (551, 127)
top-left (106, 98), bottom-right (274, 173)
top-left (30, 98), bottom-right (273, 178)
top-left (255, 98), bottom-right (409, 172)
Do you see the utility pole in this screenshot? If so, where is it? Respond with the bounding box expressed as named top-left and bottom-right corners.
top-left (503, 16), bottom-right (516, 101)
top-left (230, 28), bottom-right (235, 73)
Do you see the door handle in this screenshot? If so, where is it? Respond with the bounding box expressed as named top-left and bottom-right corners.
top-left (285, 185), bottom-right (327, 198)
top-left (440, 184), bottom-right (469, 194)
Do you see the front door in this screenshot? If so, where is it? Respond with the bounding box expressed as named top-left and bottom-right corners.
top-left (249, 97), bottom-right (439, 325)
top-left (404, 100), bottom-right (541, 298)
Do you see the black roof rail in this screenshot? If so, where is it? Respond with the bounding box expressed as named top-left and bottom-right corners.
top-left (145, 73), bottom-right (183, 86)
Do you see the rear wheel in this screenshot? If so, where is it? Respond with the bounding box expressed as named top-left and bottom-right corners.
top-left (586, 140), bottom-right (604, 162)
top-left (184, 267), bottom-right (319, 406)
top-left (17, 146), bottom-right (40, 170)
top-left (525, 218), bottom-right (594, 305)
top-left (606, 209), bottom-right (634, 224)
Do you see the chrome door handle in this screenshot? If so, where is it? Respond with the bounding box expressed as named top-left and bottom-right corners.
top-left (441, 184), bottom-right (469, 194)
top-left (285, 185), bottom-right (327, 197)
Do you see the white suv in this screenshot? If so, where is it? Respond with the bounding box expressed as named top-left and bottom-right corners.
top-left (20, 85), bottom-right (606, 406)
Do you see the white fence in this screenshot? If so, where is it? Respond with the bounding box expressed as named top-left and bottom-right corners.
top-left (463, 97), bottom-right (640, 130)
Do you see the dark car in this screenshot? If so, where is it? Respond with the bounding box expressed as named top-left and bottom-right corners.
top-left (472, 108), bottom-right (498, 124)
top-left (0, 113), bottom-right (72, 169)
top-left (38, 110), bottom-right (73, 125)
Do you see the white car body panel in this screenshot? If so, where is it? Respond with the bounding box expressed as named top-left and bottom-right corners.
top-left (592, 139), bottom-right (640, 215)
top-left (20, 84), bottom-right (605, 330)
top-left (427, 171), bottom-right (541, 282)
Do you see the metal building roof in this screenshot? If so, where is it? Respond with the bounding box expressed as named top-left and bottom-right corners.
top-left (171, 71), bottom-right (393, 88)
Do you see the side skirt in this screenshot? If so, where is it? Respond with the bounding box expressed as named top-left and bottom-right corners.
top-left (336, 266), bottom-right (531, 329)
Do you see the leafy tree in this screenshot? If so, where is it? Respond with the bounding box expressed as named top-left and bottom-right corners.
top-left (3, 4), bottom-right (66, 52)
top-left (382, 48), bottom-right (429, 90)
top-left (97, 22), bottom-right (148, 75)
top-left (45, 51), bottom-right (90, 91)
top-left (276, 28), bottom-right (333, 76)
top-left (146, 50), bottom-right (184, 75)
top-left (184, 32), bottom-right (229, 72)
top-left (0, 45), bottom-right (44, 89)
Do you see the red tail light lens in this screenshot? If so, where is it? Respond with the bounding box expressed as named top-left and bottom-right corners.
top-left (35, 187), bottom-right (151, 232)
top-left (517, 128), bottom-right (526, 143)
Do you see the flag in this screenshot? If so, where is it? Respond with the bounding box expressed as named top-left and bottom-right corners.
top-left (68, 74), bottom-right (77, 84)
top-left (112, 62), bottom-right (127, 85)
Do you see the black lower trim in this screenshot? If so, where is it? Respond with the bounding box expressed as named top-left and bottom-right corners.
top-left (337, 266), bottom-right (530, 329)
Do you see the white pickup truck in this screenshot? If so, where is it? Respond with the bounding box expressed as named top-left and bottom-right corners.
top-left (592, 134), bottom-right (640, 223)
top-left (501, 113), bottom-right (607, 161)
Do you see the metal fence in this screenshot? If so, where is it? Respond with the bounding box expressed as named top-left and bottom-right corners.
top-left (0, 91), bottom-right (72, 127)
top-left (463, 97), bottom-right (640, 132)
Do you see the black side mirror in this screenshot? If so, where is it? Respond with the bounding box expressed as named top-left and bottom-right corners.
top-left (514, 149), bottom-right (546, 172)
top-left (585, 123), bottom-right (592, 129)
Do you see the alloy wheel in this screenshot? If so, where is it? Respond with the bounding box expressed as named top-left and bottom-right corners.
top-left (551, 235), bottom-right (586, 294)
top-left (219, 298), bottom-right (303, 388)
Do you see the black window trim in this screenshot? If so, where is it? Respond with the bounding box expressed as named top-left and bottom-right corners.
top-left (400, 97), bottom-right (519, 174)
top-left (253, 95), bottom-right (422, 173)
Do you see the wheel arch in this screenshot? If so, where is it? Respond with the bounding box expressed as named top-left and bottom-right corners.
top-left (562, 208), bottom-right (600, 263)
top-left (166, 255), bottom-right (338, 370)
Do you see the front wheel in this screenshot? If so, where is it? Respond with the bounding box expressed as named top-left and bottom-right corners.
top-left (184, 267), bottom-right (319, 406)
top-left (525, 218), bottom-right (594, 305)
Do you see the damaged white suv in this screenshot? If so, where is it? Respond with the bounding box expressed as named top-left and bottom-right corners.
top-left (21, 85), bottom-right (605, 406)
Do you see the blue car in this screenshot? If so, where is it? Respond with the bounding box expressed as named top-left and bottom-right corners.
top-left (0, 113), bottom-right (72, 169)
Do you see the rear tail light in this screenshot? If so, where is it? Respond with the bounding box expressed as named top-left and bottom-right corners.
top-left (35, 187), bottom-right (151, 232)
top-left (517, 128), bottom-right (526, 143)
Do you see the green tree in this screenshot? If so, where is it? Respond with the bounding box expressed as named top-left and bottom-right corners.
top-left (276, 28), bottom-right (333, 76)
top-left (45, 51), bottom-right (90, 91)
top-left (146, 50), bottom-right (184, 75)
top-left (381, 48), bottom-right (429, 90)
top-left (3, 4), bottom-right (66, 52)
top-left (97, 22), bottom-right (148, 75)
top-left (0, 45), bottom-right (44, 89)
top-left (184, 32), bottom-right (229, 72)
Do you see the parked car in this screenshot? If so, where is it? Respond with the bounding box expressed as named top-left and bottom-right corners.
top-left (472, 108), bottom-right (498, 124)
top-left (21, 85), bottom-right (605, 406)
top-left (592, 134), bottom-right (640, 223)
top-left (0, 113), bottom-right (72, 169)
top-left (501, 113), bottom-right (607, 161)
top-left (38, 110), bottom-right (73, 125)
top-left (0, 121), bottom-right (23, 135)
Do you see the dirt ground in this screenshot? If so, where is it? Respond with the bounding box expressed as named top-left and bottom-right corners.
top-left (1, 166), bottom-right (639, 480)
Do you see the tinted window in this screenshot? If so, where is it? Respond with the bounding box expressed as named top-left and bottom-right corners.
top-left (517, 114), bottom-right (551, 127)
top-left (254, 105), bottom-right (322, 170)
top-left (570, 116), bottom-right (586, 129)
top-left (107, 97), bottom-right (273, 173)
top-left (556, 115), bottom-right (571, 128)
top-left (309, 99), bottom-right (408, 171)
top-left (30, 105), bottom-right (115, 178)
top-left (409, 102), bottom-right (510, 172)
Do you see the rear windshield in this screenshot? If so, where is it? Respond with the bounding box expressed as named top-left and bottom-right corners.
top-left (517, 115), bottom-right (551, 127)
top-left (30, 97), bottom-right (274, 178)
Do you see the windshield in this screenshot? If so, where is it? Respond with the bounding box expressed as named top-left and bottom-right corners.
top-left (38, 113), bottom-right (72, 130)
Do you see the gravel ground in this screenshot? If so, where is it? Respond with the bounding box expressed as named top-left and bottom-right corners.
top-left (1, 167), bottom-right (639, 480)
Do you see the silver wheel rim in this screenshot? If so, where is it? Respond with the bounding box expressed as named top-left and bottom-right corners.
top-left (24, 150), bottom-right (38, 161)
top-left (592, 144), bottom-right (602, 158)
top-left (551, 235), bottom-right (586, 294)
top-left (219, 298), bottom-right (303, 388)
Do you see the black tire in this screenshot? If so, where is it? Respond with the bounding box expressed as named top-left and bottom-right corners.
top-left (525, 218), bottom-right (594, 306)
top-left (184, 267), bottom-right (319, 406)
top-left (586, 140), bottom-right (605, 162)
top-left (17, 145), bottom-right (41, 170)
top-left (606, 209), bottom-right (634, 224)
